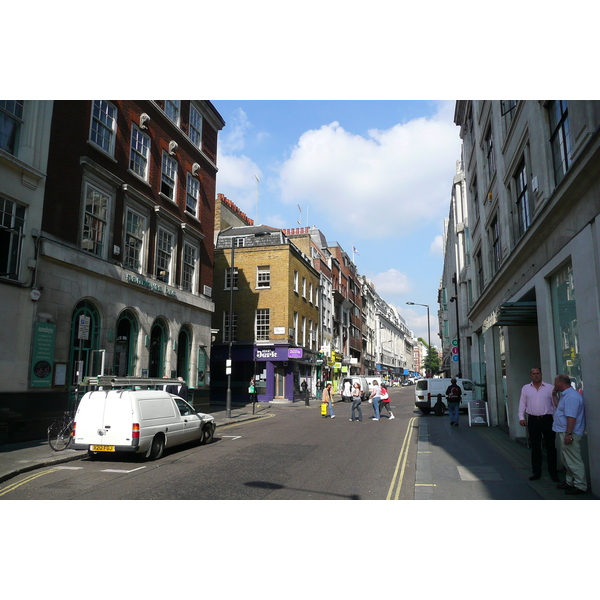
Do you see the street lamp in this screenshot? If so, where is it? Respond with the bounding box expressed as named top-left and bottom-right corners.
top-left (225, 237), bottom-right (237, 418)
top-left (406, 302), bottom-right (431, 376)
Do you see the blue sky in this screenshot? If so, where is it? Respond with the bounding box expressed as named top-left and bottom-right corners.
top-left (212, 100), bottom-right (462, 344)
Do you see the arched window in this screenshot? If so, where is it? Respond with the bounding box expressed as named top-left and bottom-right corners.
top-left (149, 318), bottom-right (168, 378)
top-left (114, 309), bottom-right (139, 377)
top-left (177, 325), bottom-right (192, 383)
top-left (69, 299), bottom-right (101, 404)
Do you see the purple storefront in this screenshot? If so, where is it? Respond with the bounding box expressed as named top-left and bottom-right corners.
top-left (254, 346), bottom-right (305, 402)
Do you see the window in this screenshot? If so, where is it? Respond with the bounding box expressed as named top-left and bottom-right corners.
top-left (189, 104), bottom-right (203, 148)
top-left (90, 101), bottom-right (116, 155)
top-left (256, 308), bottom-right (270, 341)
top-left (485, 125), bottom-right (495, 180)
top-left (309, 283), bottom-right (313, 304)
top-left (0, 196), bottom-right (25, 279)
top-left (515, 159), bottom-right (531, 237)
top-left (161, 152), bottom-right (177, 201)
top-left (82, 183), bottom-right (109, 257)
top-left (185, 174), bottom-right (200, 217)
top-left (302, 315), bottom-right (306, 346)
top-left (490, 216), bottom-right (502, 274)
top-left (223, 310), bottom-right (237, 343)
top-left (294, 312), bottom-right (298, 344)
top-left (156, 227), bottom-right (174, 284)
top-left (293, 270), bottom-right (299, 293)
top-left (475, 249), bottom-right (484, 294)
top-left (471, 176), bottom-right (480, 222)
top-left (182, 242), bottom-right (197, 292)
top-left (548, 100), bottom-right (572, 184)
top-left (257, 265), bottom-right (270, 288)
top-left (165, 101), bottom-right (180, 125)
top-left (225, 267), bottom-right (238, 290)
top-left (0, 100), bottom-right (24, 155)
top-left (302, 277), bottom-right (306, 298)
top-left (124, 208), bottom-right (145, 272)
top-left (130, 125), bottom-right (151, 180)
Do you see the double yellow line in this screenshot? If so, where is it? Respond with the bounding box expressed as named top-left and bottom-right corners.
top-left (0, 468), bottom-right (59, 498)
top-left (386, 416), bottom-right (418, 500)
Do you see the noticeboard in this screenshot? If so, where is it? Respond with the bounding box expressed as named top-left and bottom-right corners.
top-left (468, 400), bottom-right (490, 427)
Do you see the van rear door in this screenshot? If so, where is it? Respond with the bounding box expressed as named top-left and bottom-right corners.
top-left (97, 390), bottom-right (136, 447)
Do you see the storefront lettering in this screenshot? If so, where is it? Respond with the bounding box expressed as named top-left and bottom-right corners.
top-left (256, 349), bottom-right (278, 359)
top-left (126, 274), bottom-right (177, 299)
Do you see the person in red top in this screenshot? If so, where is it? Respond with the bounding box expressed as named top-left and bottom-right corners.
top-left (518, 367), bottom-right (558, 482)
top-left (379, 385), bottom-right (395, 419)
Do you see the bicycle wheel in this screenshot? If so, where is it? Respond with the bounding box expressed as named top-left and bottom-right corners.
top-left (48, 420), bottom-right (73, 451)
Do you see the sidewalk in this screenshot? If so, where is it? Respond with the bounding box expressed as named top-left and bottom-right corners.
top-left (415, 414), bottom-right (595, 500)
top-left (0, 401), bottom-right (276, 484)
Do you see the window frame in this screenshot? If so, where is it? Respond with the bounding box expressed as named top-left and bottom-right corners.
top-left (181, 240), bottom-right (198, 293)
top-left (0, 100), bottom-right (24, 155)
top-left (224, 266), bottom-right (239, 290)
top-left (186, 173), bottom-right (200, 217)
top-left (223, 310), bottom-right (237, 343)
top-left (160, 151), bottom-right (178, 202)
top-left (129, 124), bottom-right (151, 181)
top-left (165, 100), bottom-right (181, 126)
top-left (81, 181), bottom-right (111, 259)
top-left (256, 265), bottom-right (271, 288)
top-left (89, 100), bottom-right (117, 156)
top-left (123, 207), bottom-right (146, 273)
top-left (256, 308), bottom-right (270, 341)
top-left (189, 104), bottom-right (203, 148)
top-left (155, 226), bottom-right (175, 284)
top-left (490, 215), bottom-right (502, 274)
top-left (0, 195), bottom-right (26, 279)
top-left (548, 100), bottom-right (572, 184)
top-left (515, 158), bottom-right (531, 238)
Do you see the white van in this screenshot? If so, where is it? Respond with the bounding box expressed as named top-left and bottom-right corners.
top-left (73, 387), bottom-right (215, 460)
top-left (339, 376), bottom-right (371, 401)
top-left (414, 378), bottom-right (475, 415)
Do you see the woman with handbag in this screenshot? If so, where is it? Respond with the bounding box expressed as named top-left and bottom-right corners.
top-left (379, 385), bottom-right (395, 419)
top-left (349, 382), bottom-right (363, 421)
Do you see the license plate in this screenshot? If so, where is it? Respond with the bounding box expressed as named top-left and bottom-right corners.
top-left (91, 445), bottom-right (115, 452)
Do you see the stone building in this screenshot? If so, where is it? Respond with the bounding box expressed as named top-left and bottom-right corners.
top-left (450, 100), bottom-right (600, 494)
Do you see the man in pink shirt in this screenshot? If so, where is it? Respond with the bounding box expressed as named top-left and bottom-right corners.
top-left (518, 367), bottom-right (558, 482)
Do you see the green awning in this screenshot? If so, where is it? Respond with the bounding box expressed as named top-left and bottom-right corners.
top-left (496, 301), bottom-right (538, 326)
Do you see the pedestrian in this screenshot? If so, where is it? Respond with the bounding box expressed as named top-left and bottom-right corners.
top-left (552, 374), bottom-right (588, 495)
top-left (248, 378), bottom-right (257, 403)
top-left (379, 383), bottom-right (395, 419)
top-left (342, 379), bottom-right (352, 403)
top-left (316, 379), bottom-right (323, 400)
top-left (368, 380), bottom-right (381, 421)
top-left (518, 367), bottom-right (558, 481)
top-left (300, 379), bottom-right (309, 405)
top-left (165, 376), bottom-right (189, 402)
top-left (445, 378), bottom-right (462, 426)
top-left (322, 382), bottom-right (335, 418)
top-left (349, 382), bottom-right (363, 421)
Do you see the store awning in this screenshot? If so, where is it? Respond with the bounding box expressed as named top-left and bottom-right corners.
top-left (496, 301), bottom-right (538, 326)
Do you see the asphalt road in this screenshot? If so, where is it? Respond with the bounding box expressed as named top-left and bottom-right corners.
top-left (0, 387), bottom-right (420, 500)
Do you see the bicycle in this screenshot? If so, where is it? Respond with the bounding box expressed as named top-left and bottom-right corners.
top-left (48, 411), bottom-right (74, 451)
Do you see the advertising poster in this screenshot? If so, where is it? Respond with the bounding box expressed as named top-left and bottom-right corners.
top-left (30, 323), bottom-right (56, 387)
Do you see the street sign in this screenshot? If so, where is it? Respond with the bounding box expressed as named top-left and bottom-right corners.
top-left (452, 354), bottom-right (459, 362)
top-left (451, 339), bottom-right (459, 347)
top-left (78, 316), bottom-right (90, 340)
top-left (451, 346), bottom-right (459, 354)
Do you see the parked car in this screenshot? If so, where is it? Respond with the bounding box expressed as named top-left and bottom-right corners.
top-left (73, 386), bottom-right (215, 460)
top-left (339, 376), bottom-right (371, 401)
top-left (414, 378), bottom-right (475, 415)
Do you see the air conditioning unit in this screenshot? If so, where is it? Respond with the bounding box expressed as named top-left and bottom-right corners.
top-left (203, 285), bottom-right (212, 297)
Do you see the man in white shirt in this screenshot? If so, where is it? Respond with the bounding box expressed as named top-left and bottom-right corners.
top-left (518, 367), bottom-right (558, 482)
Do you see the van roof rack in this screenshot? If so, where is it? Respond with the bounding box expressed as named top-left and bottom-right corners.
top-left (83, 376), bottom-right (181, 388)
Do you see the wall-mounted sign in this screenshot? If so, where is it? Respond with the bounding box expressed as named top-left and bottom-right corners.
top-left (30, 323), bottom-right (56, 388)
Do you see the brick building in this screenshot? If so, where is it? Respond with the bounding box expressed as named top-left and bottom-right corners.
top-left (211, 226), bottom-right (320, 402)
top-left (8, 100), bottom-right (225, 441)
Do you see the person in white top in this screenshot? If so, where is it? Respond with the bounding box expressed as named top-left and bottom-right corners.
top-left (518, 367), bottom-right (558, 482)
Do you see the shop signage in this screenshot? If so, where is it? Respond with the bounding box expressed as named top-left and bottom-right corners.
top-left (468, 400), bottom-right (490, 427)
top-left (30, 323), bottom-right (56, 388)
top-left (125, 273), bottom-right (177, 298)
top-left (288, 348), bottom-right (303, 359)
top-left (254, 347), bottom-right (304, 361)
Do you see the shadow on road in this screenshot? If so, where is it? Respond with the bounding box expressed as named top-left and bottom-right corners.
top-left (245, 480), bottom-right (360, 499)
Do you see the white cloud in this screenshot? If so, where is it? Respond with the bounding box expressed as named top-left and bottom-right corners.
top-left (277, 103), bottom-right (460, 239)
top-left (371, 269), bottom-right (411, 297)
top-left (429, 234), bottom-right (444, 256)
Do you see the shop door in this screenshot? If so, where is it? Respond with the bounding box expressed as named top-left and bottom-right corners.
top-left (275, 367), bottom-right (286, 398)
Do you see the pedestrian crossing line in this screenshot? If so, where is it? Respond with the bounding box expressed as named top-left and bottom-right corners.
top-left (415, 484), bottom-right (437, 487)
top-left (0, 468), bottom-right (59, 497)
top-left (386, 416), bottom-right (418, 500)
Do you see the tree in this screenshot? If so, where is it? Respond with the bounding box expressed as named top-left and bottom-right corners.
top-left (418, 337), bottom-right (440, 376)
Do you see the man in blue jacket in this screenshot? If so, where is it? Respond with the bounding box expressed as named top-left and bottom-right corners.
top-left (552, 374), bottom-right (587, 495)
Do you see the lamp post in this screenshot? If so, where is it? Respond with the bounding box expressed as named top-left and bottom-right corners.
top-left (225, 237), bottom-right (236, 418)
top-left (449, 273), bottom-right (462, 377)
top-left (406, 302), bottom-right (430, 376)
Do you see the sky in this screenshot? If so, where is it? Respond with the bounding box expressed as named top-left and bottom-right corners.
top-left (212, 100), bottom-right (462, 344)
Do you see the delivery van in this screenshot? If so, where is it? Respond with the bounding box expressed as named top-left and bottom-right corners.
top-left (339, 376), bottom-right (371, 401)
top-left (414, 378), bottom-right (475, 415)
top-left (73, 385), bottom-right (215, 460)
